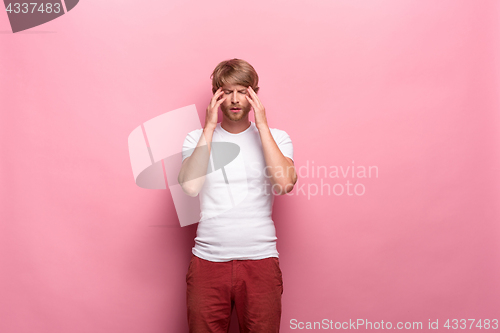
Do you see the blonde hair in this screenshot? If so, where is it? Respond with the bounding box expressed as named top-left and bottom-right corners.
top-left (210, 58), bottom-right (260, 94)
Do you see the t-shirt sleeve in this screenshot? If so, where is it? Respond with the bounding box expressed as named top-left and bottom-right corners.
top-left (271, 128), bottom-right (294, 162)
top-left (181, 129), bottom-right (203, 162)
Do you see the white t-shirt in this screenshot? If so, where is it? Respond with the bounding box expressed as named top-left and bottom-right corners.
top-left (181, 121), bottom-right (294, 262)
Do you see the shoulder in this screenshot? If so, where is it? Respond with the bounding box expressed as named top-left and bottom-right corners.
top-left (189, 128), bottom-right (204, 136)
top-left (185, 128), bottom-right (204, 140)
top-left (269, 127), bottom-right (291, 141)
top-left (182, 128), bottom-right (204, 148)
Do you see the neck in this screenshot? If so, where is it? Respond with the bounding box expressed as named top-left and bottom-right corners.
top-left (221, 115), bottom-right (251, 134)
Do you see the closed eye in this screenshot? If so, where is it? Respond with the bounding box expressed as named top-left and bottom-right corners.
top-left (223, 90), bottom-right (247, 94)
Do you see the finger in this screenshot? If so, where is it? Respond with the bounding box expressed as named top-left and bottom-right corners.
top-left (213, 89), bottom-right (224, 100)
top-left (215, 96), bottom-right (227, 107)
top-left (247, 86), bottom-right (256, 96)
top-left (211, 90), bottom-right (226, 106)
top-left (246, 92), bottom-right (260, 108)
top-left (245, 95), bottom-right (256, 108)
top-left (213, 87), bottom-right (224, 96)
top-left (249, 89), bottom-right (262, 107)
top-left (215, 93), bottom-right (224, 103)
top-left (246, 89), bottom-right (257, 102)
top-left (247, 87), bottom-right (260, 103)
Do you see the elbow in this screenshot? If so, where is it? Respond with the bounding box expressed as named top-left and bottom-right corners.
top-left (279, 187), bottom-right (292, 195)
top-left (282, 174), bottom-right (298, 195)
top-left (272, 171), bottom-right (297, 195)
top-left (283, 183), bottom-right (295, 195)
top-left (178, 176), bottom-right (200, 197)
top-left (180, 184), bottom-right (199, 197)
top-left (187, 191), bottom-right (199, 197)
top-left (275, 184), bottom-right (293, 195)
top-left (275, 178), bottom-right (297, 195)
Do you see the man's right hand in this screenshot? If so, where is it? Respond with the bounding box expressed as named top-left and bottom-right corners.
top-left (204, 87), bottom-right (226, 131)
top-left (178, 88), bottom-right (226, 197)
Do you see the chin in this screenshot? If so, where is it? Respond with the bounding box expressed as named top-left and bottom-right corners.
top-left (223, 110), bottom-right (249, 122)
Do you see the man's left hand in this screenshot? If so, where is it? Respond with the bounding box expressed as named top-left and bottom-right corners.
top-left (246, 86), bottom-right (268, 130)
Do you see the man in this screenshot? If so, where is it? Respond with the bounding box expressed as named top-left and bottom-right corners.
top-left (178, 58), bottom-right (297, 333)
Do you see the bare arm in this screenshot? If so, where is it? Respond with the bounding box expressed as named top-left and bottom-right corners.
top-left (245, 86), bottom-right (297, 195)
top-left (177, 127), bottom-right (214, 197)
top-left (177, 88), bottom-right (226, 197)
top-left (258, 127), bottom-right (297, 195)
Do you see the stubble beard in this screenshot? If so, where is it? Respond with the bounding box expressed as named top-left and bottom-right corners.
top-left (221, 105), bottom-right (251, 122)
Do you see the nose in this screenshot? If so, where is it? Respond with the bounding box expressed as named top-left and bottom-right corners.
top-left (231, 90), bottom-right (238, 104)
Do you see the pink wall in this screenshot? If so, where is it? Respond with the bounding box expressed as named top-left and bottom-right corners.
top-left (1, 0), bottom-right (499, 332)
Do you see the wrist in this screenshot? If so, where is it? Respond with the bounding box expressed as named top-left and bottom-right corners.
top-left (256, 122), bottom-right (269, 132)
top-left (203, 124), bottom-right (216, 133)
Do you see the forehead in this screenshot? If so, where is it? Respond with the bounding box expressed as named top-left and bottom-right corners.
top-left (221, 84), bottom-right (248, 90)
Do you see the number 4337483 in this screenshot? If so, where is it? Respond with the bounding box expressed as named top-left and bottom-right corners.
top-left (6, 3), bottom-right (61, 14)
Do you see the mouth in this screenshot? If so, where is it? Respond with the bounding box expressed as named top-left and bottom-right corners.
top-left (230, 108), bottom-right (241, 113)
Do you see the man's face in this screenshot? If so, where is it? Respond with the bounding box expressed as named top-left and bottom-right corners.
top-left (219, 84), bottom-right (252, 122)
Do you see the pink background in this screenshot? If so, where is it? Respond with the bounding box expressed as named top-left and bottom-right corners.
top-left (1, 0), bottom-right (499, 332)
